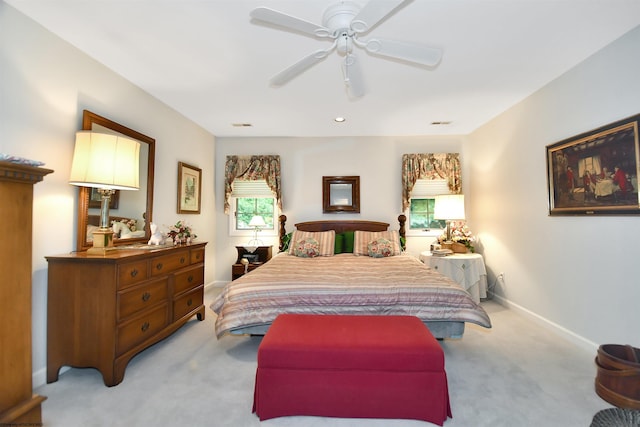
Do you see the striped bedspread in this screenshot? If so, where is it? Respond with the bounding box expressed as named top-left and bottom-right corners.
top-left (211, 252), bottom-right (491, 338)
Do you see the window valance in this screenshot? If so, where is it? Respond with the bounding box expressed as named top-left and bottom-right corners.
top-left (401, 153), bottom-right (461, 211)
top-left (224, 155), bottom-right (282, 214)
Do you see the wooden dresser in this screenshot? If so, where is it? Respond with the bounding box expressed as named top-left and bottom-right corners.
top-left (0, 161), bottom-right (51, 425)
top-left (46, 242), bottom-right (206, 386)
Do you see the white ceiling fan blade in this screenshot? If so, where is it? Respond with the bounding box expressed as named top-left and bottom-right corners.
top-left (350, 0), bottom-right (411, 34)
top-left (363, 38), bottom-right (442, 67)
top-left (270, 48), bottom-right (333, 87)
top-left (250, 7), bottom-right (331, 38)
top-left (342, 54), bottom-right (365, 98)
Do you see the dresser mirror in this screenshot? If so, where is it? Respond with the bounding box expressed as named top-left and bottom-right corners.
top-left (76, 110), bottom-right (156, 251)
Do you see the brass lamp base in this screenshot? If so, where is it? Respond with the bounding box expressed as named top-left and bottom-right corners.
top-left (87, 228), bottom-right (117, 255)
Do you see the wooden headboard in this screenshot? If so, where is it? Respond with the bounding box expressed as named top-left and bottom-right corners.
top-left (278, 214), bottom-right (407, 252)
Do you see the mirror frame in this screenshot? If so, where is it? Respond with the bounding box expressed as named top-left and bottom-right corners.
top-left (322, 176), bottom-right (360, 213)
top-left (76, 110), bottom-right (156, 251)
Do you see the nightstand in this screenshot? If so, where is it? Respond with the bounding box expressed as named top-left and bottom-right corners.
top-left (232, 245), bottom-right (273, 280)
top-left (420, 252), bottom-right (487, 303)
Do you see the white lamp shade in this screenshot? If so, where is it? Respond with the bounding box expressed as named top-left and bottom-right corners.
top-left (433, 194), bottom-right (465, 220)
top-left (249, 215), bottom-right (266, 227)
top-left (69, 131), bottom-right (140, 190)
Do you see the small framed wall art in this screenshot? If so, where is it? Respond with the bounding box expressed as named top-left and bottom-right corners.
top-left (323, 176), bottom-right (360, 213)
top-left (546, 113), bottom-right (640, 215)
top-left (177, 162), bottom-right (202, 214)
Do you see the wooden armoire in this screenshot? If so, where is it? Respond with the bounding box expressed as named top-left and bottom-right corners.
top-left (0, 161), bottom-right (52, 424)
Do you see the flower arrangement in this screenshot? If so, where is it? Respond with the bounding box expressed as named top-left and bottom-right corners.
top-left (166, 220), bottom-right (197, 244)
top-left (438, 221), bottom-right (475, 252)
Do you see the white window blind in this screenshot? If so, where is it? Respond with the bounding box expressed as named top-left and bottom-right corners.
top-left (411, 179), bottom-right (449, 196)
top-left (231, 179), bottom-right (273, 197)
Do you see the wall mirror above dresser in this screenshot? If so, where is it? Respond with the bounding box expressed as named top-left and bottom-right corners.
top-left (76, 110), bottom-right (156, 251)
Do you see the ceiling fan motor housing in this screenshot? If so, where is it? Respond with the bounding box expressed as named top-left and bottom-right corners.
top-left (322, 1), bottom-right (361, 35)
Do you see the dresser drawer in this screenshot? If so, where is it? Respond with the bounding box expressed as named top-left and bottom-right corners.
top-left (118, 260), bottom-right (149, 288)
top-left (151, 250), bottom-right (189, 276)
top-left (174, 265), bottom-right (204, 295)
top-left (173, 286), bottom-right (204, 322)
top-left (190, 247), bottom-right (205, 264)
top-left (117, 278), bottom-right (168, 321)
top-left (117, 303), bottom-right (169, 355)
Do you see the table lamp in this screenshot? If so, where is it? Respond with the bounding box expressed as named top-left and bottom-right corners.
top-left (243, 215), bottom-right (266, 253)
top-left (433, 194), bottom-right (465, 243)
top-left (69, 131), bottom-right (140, 254)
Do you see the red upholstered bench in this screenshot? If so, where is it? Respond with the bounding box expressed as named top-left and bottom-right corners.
top-left (253, 314), bottom-right (452, 425)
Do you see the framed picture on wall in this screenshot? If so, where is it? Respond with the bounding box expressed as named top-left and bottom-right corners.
top-left (322, 176), bottom-right (360, 213)
top-left (177, 162), bottom-right (202, 214)
top-left (546, 113), bottom-right (640, 215)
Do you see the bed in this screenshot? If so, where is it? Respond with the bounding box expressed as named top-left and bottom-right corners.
top-left (211, 215), bottom-right (491, 339)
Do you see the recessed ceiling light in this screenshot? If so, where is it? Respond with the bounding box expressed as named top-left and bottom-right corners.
top-left (232, 123), bottom-right (253, 127)
top-left (334, 117), bottom-right (346, 123)
top-left (430, 121), bottom-right (452, 125)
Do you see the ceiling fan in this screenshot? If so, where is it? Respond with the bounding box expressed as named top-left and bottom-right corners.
top-left (250, 0), bottom-right (442, 97)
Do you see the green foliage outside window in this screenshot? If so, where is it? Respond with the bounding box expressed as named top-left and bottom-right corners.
top-left (236, 197), bottom-right (275, 230)
top-left (409, 198), bottom-right (446, 230)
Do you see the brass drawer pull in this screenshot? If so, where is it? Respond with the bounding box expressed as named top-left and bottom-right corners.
top-left (130, 269), bottom-right (138, 278)
top-left (188, 275), bottom-right (193, 283)
top-left (141, 292), bottom-right (151, 302)
top-left (155, 262), bottom-right (163, 271)
top-left (180, 257), bottom-right (186, 264)
top-left (141, 321), bottom-right (150, 332)
top-left (187, 298), bottom-right (193, 307)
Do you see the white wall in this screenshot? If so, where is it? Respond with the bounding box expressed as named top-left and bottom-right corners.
top-left (1, 3), bottom-right (216, 387)
top-left (467, 26), bottom-right (640, 350)
top-left (214, 136), bottom-right (466, 282)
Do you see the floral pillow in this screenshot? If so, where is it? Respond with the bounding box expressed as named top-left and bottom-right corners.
top-left (288, 230), bottom-right (335, 256)
top-left (367, 238), bottom-right (394, 258)
top-left (292, 238), bottom-right (320, 258)
top-left (353, 230), bottom-right (401, 256)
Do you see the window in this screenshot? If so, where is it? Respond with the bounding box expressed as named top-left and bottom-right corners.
top-left (235, 197), bottom-right (275, 230)
top-left (228, 180), bottom-right (277, 236)
top-left (405, 179), bottom-right (449, 236)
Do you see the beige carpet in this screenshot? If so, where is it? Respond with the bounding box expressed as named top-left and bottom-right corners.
top-left (36, 287), bottom-right (611, 426)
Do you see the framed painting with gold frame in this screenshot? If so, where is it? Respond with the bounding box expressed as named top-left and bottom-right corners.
top-left (177, 162), bottom-right (202, 214)
top-left (546, 114), bottom-right (640, 215)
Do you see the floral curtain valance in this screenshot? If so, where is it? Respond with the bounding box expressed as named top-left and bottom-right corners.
top-left (224, 155), bottom-right (282, 214)
top-left (401, 153), bottom-right (462, 211)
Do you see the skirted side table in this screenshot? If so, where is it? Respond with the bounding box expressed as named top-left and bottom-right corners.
top-left (420, 252), bottom-right (488, 303)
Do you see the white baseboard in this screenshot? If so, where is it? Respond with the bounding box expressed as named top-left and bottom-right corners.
top-left (207, 280), bottom-right (228, 289)
top-left (33, 366), bottom-right (69, 389)
top-left (33, 367), bottom-right (47, 389)
top-left (490, 293), bottom-right (599, 355)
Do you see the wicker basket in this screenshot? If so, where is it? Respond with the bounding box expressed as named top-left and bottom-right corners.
top-left (595, 344), bottom-right (640, 409)
top-left (441, 242), bottom-right (468, 253)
